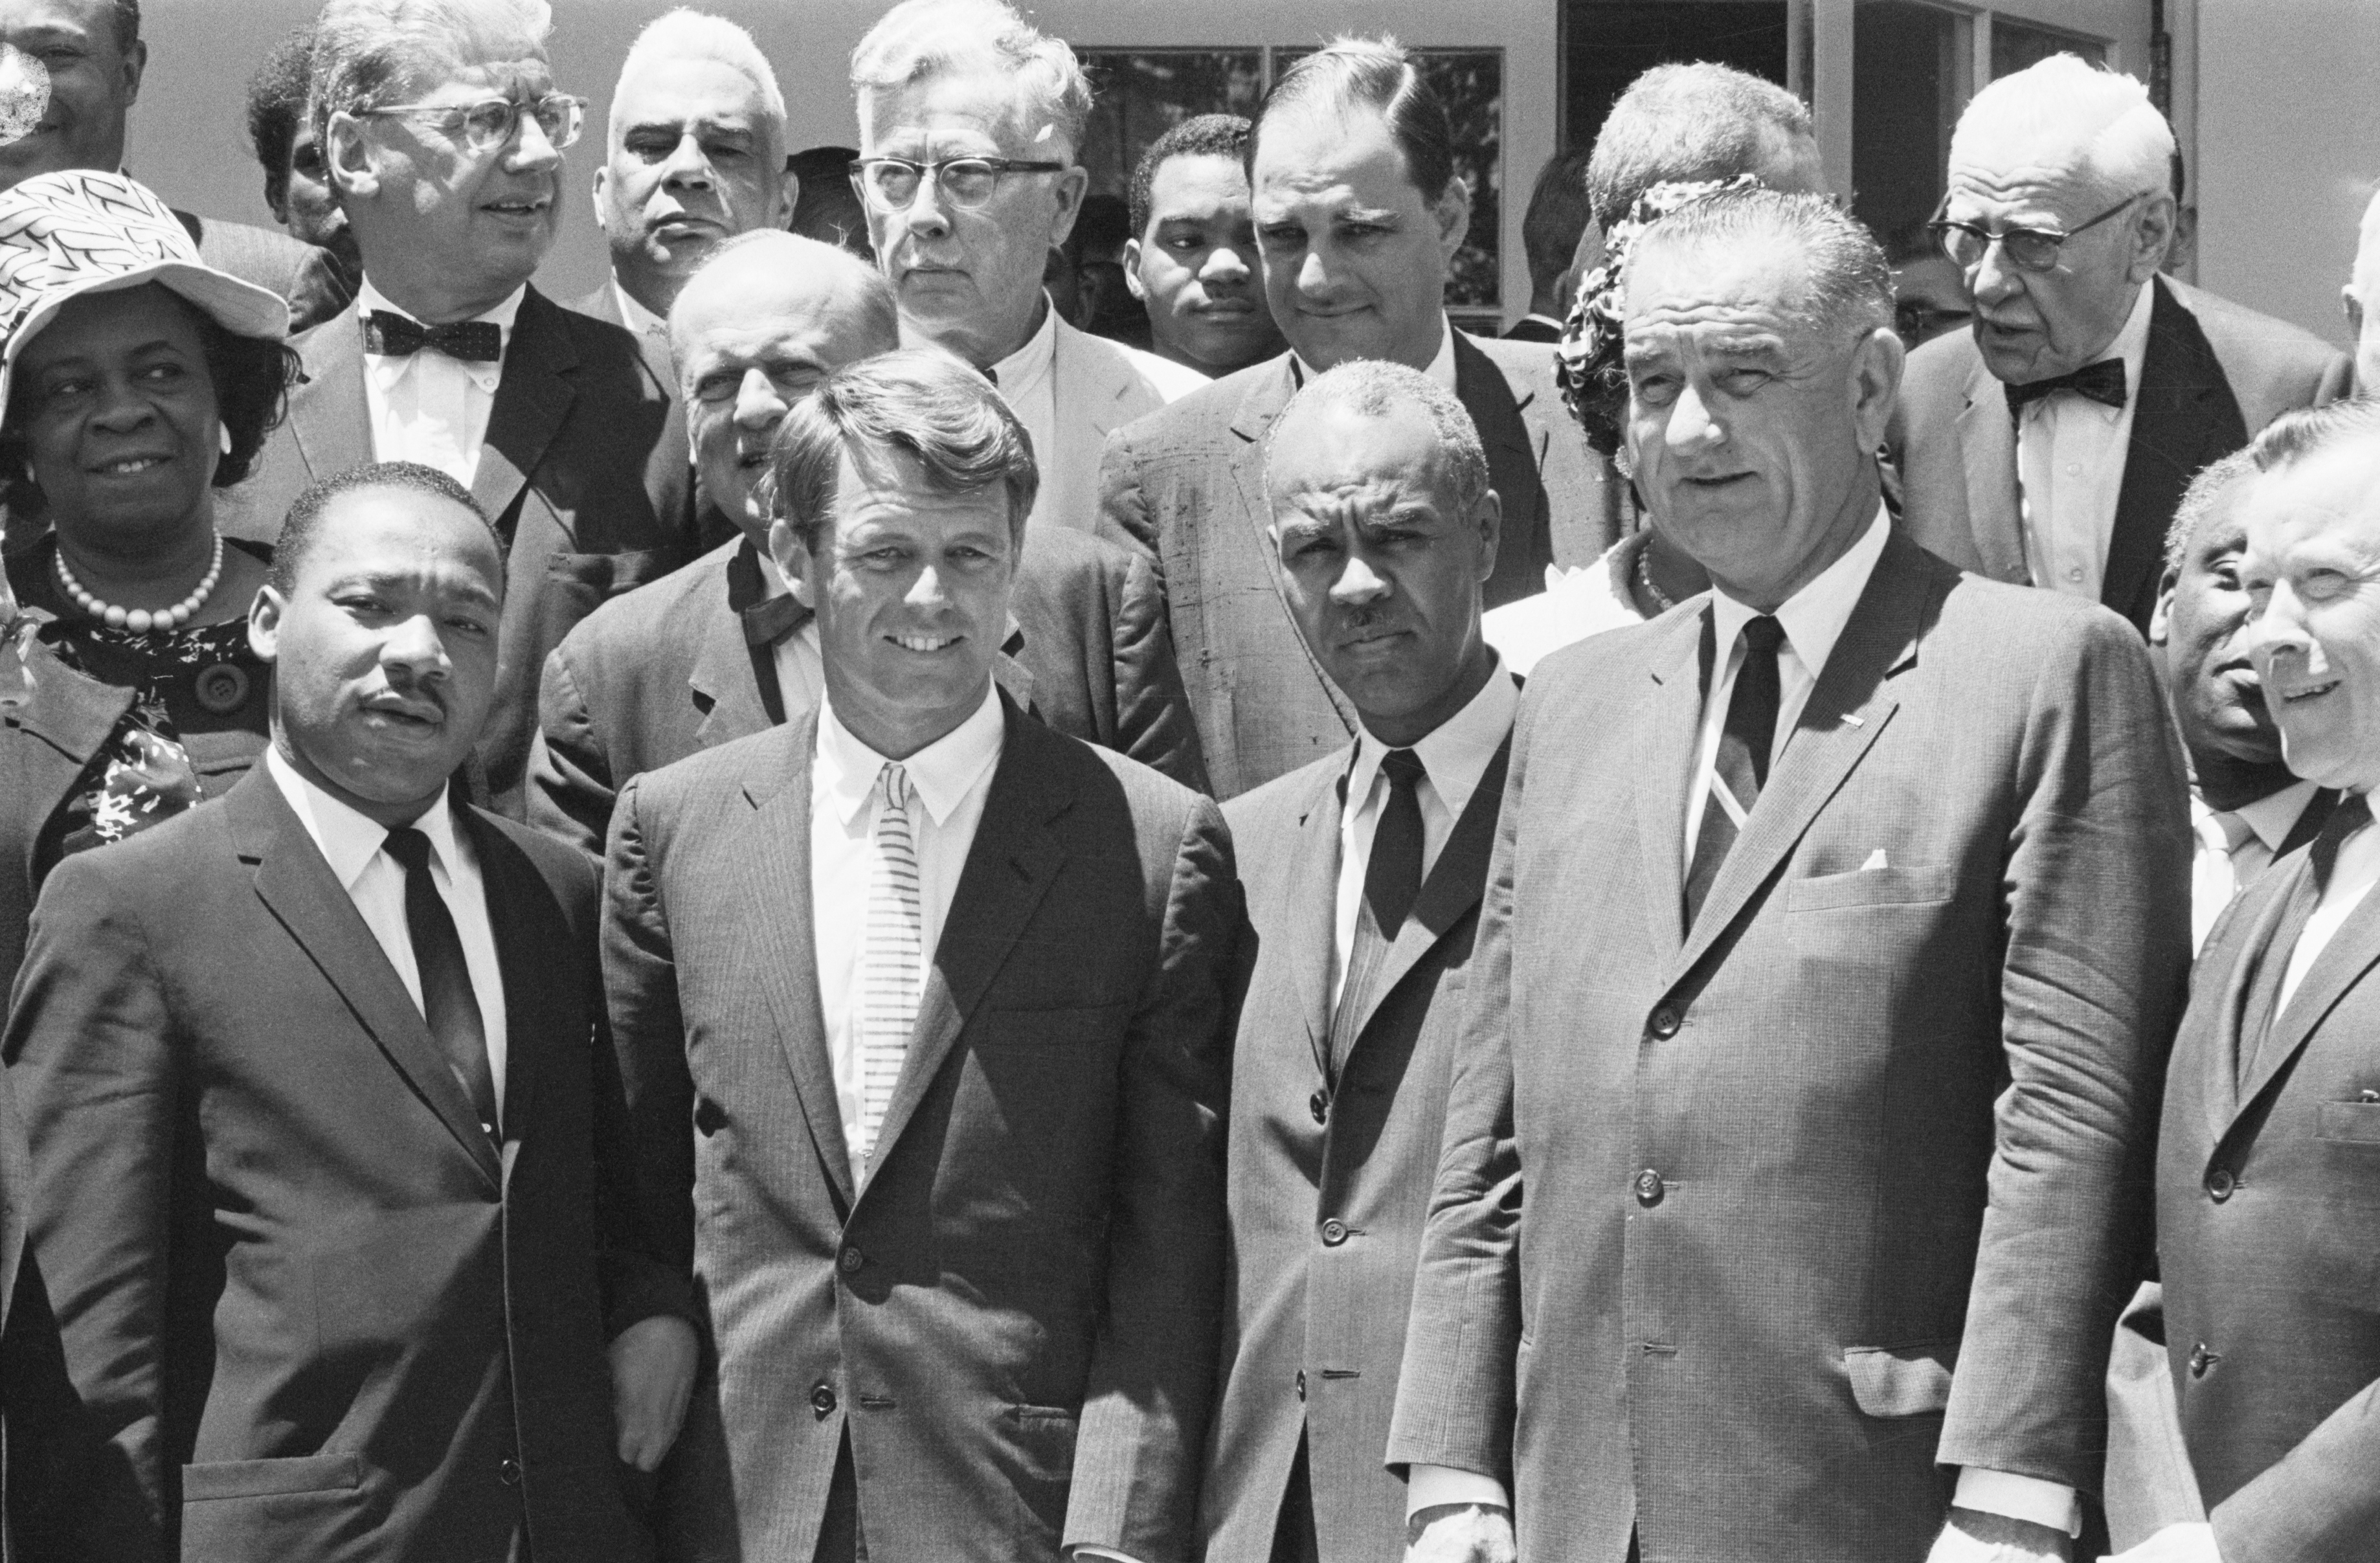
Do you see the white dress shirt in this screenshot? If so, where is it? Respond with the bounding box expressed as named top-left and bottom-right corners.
top-left (1413, 504), bottom-right (2080, 1538)
top-left (357, 276), bottom-right (522, 489)
top-left (2014, 278), bottom-right (2154, 602)
top-left (1482, 531), bottom-right (1663, 675)
top-left (2190, 780), bottom-right (2320, 950)
top-left (759, 551), bottom-right (824, 717)
top-left (1331, 665), bottom-right (1518, 1008)
top-left (612, 278), bottom-right (669, 346)
top-left (1294, 311), bottom-right (1459, 394)
top-left (264, 747), bottom-right (508, 1108)
top-left (2278, 793), bottom-right (2380, 1015)
top-left (811, 684), bottom-right (1005, 1191)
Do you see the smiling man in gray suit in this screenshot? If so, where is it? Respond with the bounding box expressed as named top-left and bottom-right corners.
top-left (1388, 188), bottom-right (2191, 1563)
top-left (603, 351), bottom-right (1236, 1563)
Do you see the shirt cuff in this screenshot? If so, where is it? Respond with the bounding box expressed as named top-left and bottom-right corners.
top-left (1954, 1468), bottom-right (2082, 1537)
top-left (1406, 1463), bottom-right (1512, 1518)
top-left (1070, 1550), bottom-right (1145, 1562)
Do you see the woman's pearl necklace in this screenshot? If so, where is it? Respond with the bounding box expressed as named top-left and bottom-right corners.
top-left (54, 533), bottom-right (225, 634)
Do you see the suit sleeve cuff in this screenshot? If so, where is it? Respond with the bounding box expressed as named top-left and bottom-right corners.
top-left (1955, 1468), bottom-right (2082, 1536)
top-left (1407, 1464), bottom-right (1512, 1518)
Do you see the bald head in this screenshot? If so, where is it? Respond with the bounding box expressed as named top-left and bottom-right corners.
top-left (671, 231), bottom-right (901, 543)
top-left (2346, 187), bottom-right (2380, 396)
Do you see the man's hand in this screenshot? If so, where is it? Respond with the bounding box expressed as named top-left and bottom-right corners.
top-left (2102, 1522), bottom-right (2221, 1563)
top-left (608, 1315), bottom-right (699, 1472)
top-left (1406, 1503), bottom-right (1518, 1563)
top-left (1928, 1507), bottom-right (2074, 1563)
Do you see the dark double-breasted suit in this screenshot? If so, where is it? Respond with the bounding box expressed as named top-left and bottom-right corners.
top-left (1097, 332), bottom-right (1619, 798)
top-left (1386, 530), bottom-right (2193, 1561)
top-left (527, 528), bottom-right (1206, 860)
top-left (3, 767), bottom-right (690, 1561)
top-left (1202, 726), bottom-right (1510, 1563)
top-left (1891, 276), bottom-right (2349, 637)
top-left (2154, 814), bottom-right (2380, 1561)
top-left (601, 701), bottom-right (1238, 1562)
top-left (212, 285), bottom-right (697, 815)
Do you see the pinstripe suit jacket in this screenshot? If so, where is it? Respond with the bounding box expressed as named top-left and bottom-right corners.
top-left (1386, 530), bottom-right (2192, 1561)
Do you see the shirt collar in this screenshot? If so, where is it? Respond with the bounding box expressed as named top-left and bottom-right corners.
top-left (357, 276), bottom-right (526, 344)
top-left (816, 681), bottom-right (1006, 829)
top-left (613, 278), bottom-right (669, 341)
top-left (987, 293), bottom-right (1059, 398)
top-left (1294, 313), bottom-right (1458, 394)
top-left (1709, 503), bottom-right (1892, 682)
top-left (2023, 279), bottom-right (2155, 425)
top-left (1344, 658), bottom-right (1518, 824)
top-left (264, 745), bottom-right (462, 891)
top-left (2217, 776), bottom-right (2323, 853)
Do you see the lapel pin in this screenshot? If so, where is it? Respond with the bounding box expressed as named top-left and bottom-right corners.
top-left (1838, 712), bottom-right (1865, 728)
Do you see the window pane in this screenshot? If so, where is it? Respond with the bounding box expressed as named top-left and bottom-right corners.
top-left (1562, 1), bottom-right (1791, 157)
top-left (1991, 19), bottom-right (2105, 79)
top-left (1073, 49), bottom-right (1265, 211)
top-left (1853, 1), bottom-right (1960, 256)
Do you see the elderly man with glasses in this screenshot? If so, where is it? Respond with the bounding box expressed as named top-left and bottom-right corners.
top-left (214, 0), bottom-right (697, 818)
top-left (1891, 53), bottom-right (2346, 640)
top-left (846, 0), bottom-right (1204, 536)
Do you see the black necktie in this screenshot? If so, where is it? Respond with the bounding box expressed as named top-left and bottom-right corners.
top-left (1685, 615), bottom-right (1786, 928)
top-left (383, 826), bottom-right (500, 1138)
top-left (2004, 357), bottom-right (2127, 418)
top-left (364, 309), bottom-right (502, 363)
top-left (1365, 748), bottom-right (1428, 940)
top-left (2236, 792), bottom-right (2372, 1087)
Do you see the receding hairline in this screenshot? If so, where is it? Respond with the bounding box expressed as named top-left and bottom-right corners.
top-left (668, 236), bottom-right (893, 351)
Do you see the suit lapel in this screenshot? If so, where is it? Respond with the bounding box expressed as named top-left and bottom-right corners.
top-left (1334, 734), bottom-right (1511, 1055)
top-left (2206, 862), bottom-right (2304, 1135)
top-left (865, 702), bottom-right (1067, 1178)
top-left (1283, 757), bottom-right (1349, 1072)
top-left (466, 810), bottom-right (556, 1142)
top-left (229, 770), bottom-right (502, 1191)
top-left (1453, 333), bottom-right (1547, 602)
top-left (1632, 607), bottom-right (1710, 960)
top-left (289, 311), bottom-right (372, 486)
top-left (1669, 535), bottom-right (1926, 982)
top-left (474, 287), bottom-right (578, 533)
top-left (1954, 354), bottom-right (2026, 583)
top-left (1227, 359), bottom-right (1358, 737)
top-left (2104, 279), bottom-right (2251, 635)
top-left (1041, 319), bottom-right (1120, 532)
top-left (9, 636), bottom-right (134, 773)
top-left (690, 593), bottom-right (776, 749)
top-left (735, 715), bottom-right (855, 1208)
top-left (2235, 865), bottom-right (2380, 1121)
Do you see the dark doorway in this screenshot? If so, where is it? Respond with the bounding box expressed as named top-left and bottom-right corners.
top-left (1563, 2), bottom-right (1791, 156)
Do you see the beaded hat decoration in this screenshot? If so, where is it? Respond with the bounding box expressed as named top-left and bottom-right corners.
top-left (0, 168), bottom-right (288, 412)
top-left (1554, 172), bottom-right (1761, 460)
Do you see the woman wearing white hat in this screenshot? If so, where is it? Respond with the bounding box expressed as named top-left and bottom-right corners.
top-left (0, 167), bottom-right (295, 989)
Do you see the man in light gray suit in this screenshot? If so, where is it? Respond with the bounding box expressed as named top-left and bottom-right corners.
top-left (1202, 361), bottom-right (1515, 1563)
top-left (603, 351), bottom-right (1235, 1562)
top-left (1387, 188), bottom-right (2191, 1563)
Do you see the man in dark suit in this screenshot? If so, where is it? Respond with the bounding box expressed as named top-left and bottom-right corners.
top-left (1099, 38), bottom-right (1617, 799)
top-left (1889, 54), bottom-right (2348, 640)
top-left (213, 0), bottom-right (696, 817)
top-left (1387, 188), bottom-right (2191, 1563)
top-left (6, 462), bottom-right (697, 1560)
top-left (2120, 401), bottom-right (2380, 1563)
top-left (1501, 148), bottom-right (1589, 344)
top-left (0, 0), bottom-right (348, 332)
top-left (1202, 362), bottom-right (1516, 1563)
top-left (528, 231), bottom-right (1205, 859)
top-left (603, 352), bottom-right (1235, 1562)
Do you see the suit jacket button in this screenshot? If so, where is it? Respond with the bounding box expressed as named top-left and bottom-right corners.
top-left (2188, 1343), bottom-right (2219, 1378)
top-left (840, 1245), bottom-right (865, 1274)
top-left (1635, 1168), bottom-right (1665, 1207)
top-left (1648, 1006), bottom-right (1681, 1039)
top-left (1319, 1218), bottom-right (1349, 1246)
top-left (1310, 1090), bottom-right (1330, 1126)
top-left (1296, 1369), bottom-right (1307, 1401)
top-left (499, 1457), bottom-right (521, 1487)
top-left (811, 1382), bottom-right (838, 1417)
top-left (2206, 1167), bottom-right (2236, 1202)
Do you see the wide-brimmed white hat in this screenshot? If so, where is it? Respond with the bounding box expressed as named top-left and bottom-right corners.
top-left (0, 168), bottom-right (289, 412)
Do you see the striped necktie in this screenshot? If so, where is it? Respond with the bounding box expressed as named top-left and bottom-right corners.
top-left (858, 762), bottom-right (923, 1173)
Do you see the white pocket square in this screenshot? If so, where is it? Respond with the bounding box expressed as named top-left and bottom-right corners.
top-left (1860, 849), bottom-right (1890, 871)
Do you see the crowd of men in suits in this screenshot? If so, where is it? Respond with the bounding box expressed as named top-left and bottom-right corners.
top-left (2, 1), bottom-right (2379, 1561)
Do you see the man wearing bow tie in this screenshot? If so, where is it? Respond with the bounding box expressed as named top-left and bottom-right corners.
top-left (1890, 54), bottom-right (2346, 638)
top-left (214, 0), bottom-right (697, 817)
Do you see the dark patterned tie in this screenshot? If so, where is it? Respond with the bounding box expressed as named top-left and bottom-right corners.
top-left (363, 310), bottom-right (502, 363)
top-left (383, 826), bottom-right (500, 1138)
top-left (2236, 791), bottom-right (2372, 1088)
top-left (2004, 357), bottom-right (2127, 417)
top-left (1685, 615), bottom-right (1787, 928)
top-left (1365, 748), bottom-right (1428, 939)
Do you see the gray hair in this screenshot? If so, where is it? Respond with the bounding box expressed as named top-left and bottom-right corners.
top-left (1266, 359), bottom-right (1491, 517)
top-left (849, 0), bottom-right (1092, 162)
top-left (671, 230), bottom-right (901, 368)
top-left (2161, 447), bottom-right (2260, 579)
top-left (611, 9), bottom-right (785, 138)
top-left (1950, 54), bottom-right (2174, 207)
top-left (767, 348), bottom-right (1038, 554)
top-left (2243, 396), bottom-right (2380, 478)
top-left (1631, 186), bottom-right (1893, 344)
top-left (311, 0), bottom-right (553, 142)
top-left (1586, 62), bottom-right (1812, 230)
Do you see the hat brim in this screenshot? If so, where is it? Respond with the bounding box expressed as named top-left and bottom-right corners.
top-left (0, 260), bottom-right (291, 412)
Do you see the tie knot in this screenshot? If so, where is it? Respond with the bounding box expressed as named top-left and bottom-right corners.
top-left (1742, 615), bottom-right (1787, 655)
top-left (879, 762), bottom-right (912, 813)
top-left (1380, 747), bottom-right (1426, 792)
top-left (383, 825), bottom-right (433, 875)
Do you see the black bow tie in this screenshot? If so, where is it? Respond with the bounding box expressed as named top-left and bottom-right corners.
top-left (2004, 357), bottom-right (2127, 418)
top-left (364, 310), bottom-right (502, 363)
top-left (741, 591), bottom-right (810, 648)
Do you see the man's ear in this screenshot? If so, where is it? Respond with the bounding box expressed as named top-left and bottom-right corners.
top-left (2126, 191), bottom-right (2178, 284)
top-left (249, 583), bottom-right (286, 663)
top-left (1121, 238), bottom-right (1147, 302)
top-left (1048, 164), bottom-right (1090, 249)
top-left (2148, 577), bottom-right (2177, 646)
top-left (1850, 326), bottom-right (1906, 453)
top-left (1433, 175), bottom-right (1474, 265)
top-left (775, 166), bottom-right (800, 229)
top-left (118, 37), bottom-right (147, 108)
top-left (768, 516), bottom-right (810, 592)
top-left (325, 112), bottom-right (378, 202)
top-left (1473, 486), bottom-right (1503, 587)
top-left (2345, 285), bottom-right (2365, 340)
top-left (590, 164), bottom-right (609, 220)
